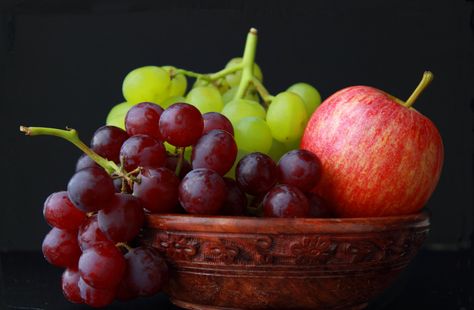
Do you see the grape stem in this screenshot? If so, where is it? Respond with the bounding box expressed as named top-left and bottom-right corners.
top-left (175, 27), bottom-right (274, 106)
top-left (116, 242), bottom-right (132, 253)
top-left (175, 64), bottom-right (243, 83)
top-left (251, 77), bottom-right (274, 107)
top-left (19, 126), bottom-right (136, 184)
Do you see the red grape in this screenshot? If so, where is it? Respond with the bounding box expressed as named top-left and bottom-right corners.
top-left (263, 184), bottom-right (310, 218)
top-left (133, 167), bottom-right (180, 213)
top-left (221, 178), bottom-right (247, 216)
top-left (97, 193), bottom-right (144, 243)
top-left (164, 155), bottom-right (192, 179)
top-left (61, 268), bottom-right (83, 304)
top-left (75, 154), bottom-right (97, 172)
top-left (122, 247), bottom-right (168, 297)
top-left (277, 149), bottom-right (322, 192)
top-left (191, 129), bottom-right (237, 176)
top-left (159, 103), bottom-right (203, 147)
top-left (125, 102), bottom-right (164, 140)
top-left (42, 227), bottom-right (81, 268)
top-left (78, 277), bottom-right (115, 307)
top-left (79, 242), bottom-right (126, 289)
top-left (67, 166), bottom-right (115, 213)
top-left (119, 135), bottom-right (166, 172)
top-left (236, 152), bottom-right (277, 195)
top-left (77, 215), bottom-right (111, 251)
top-left (307, 192), bottom-right (334, 218)
top-left (202, 112), bottom-right (234, 136)
top-left (90, 125), bottom-right (129, 163)
top-left (43, 191), bottom-right (86, 230)
top-left (179, 168), bottom-right (227, 214)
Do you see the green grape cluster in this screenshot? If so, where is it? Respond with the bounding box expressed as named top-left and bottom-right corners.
top-left (105, 50), bottom-right (322, 166)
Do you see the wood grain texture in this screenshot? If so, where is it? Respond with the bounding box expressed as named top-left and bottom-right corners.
top-left (141, 213), bottom-right (429, 309)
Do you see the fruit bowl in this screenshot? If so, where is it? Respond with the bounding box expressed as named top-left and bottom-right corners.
top-left (141, 212), bottom-right (429, 310)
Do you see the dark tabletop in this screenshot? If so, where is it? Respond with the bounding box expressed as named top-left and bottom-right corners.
top-left (0, 249), bottom-right (472, 310)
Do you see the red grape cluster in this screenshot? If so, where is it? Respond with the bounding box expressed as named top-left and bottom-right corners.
top-left (41, 101), bottom-right (332, 307)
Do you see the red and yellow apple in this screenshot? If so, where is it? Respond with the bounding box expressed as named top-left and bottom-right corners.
top-left (301, 72), bottom-right (444, 217)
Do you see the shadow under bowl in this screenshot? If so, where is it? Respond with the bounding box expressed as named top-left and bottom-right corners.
top-left (141, 212), bottom-right (429, 310)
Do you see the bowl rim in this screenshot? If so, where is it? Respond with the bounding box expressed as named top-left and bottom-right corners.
top-left (145, 212), bottom-right (429, 234)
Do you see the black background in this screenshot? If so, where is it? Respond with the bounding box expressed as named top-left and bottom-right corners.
top-left (0, 0), bottom-right (473, 309)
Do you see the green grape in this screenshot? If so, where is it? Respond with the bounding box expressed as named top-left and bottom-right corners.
top-left (163, 66), bottom-right (187, 97)
top-left (122, 66), bottom-right (170, 104)
top-left (161, 96), bottom-right (186, 109)
top-left (186, 86), bottom-right (224, 113)
top-left (224, 57), bottom-right (263, 87)
top-left (234, 117), bottom-right (273, 154)
top-left (222, 87), bottom-right (259, 104)
top-left (268, 139), bottom-right (287, 162)
top-left (287, 83), bottom-right (322, 116)
top-left (105, 102), bottom-right (133, 130)
top-left (225, 149), bottom-right (250, 179)
top-left (266, 92), bottom-right (308, 143)
top-left (221, 99), bottom-right (266, 126)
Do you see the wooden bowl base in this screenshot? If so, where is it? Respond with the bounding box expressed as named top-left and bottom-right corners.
top-left (171, 298), bottom-right (369, 310)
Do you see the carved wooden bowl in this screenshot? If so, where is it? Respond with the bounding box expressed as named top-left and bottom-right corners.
top-left (142, 212), bottom-right (429, 310)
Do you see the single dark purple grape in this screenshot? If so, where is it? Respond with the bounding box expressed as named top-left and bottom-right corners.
top-left (43, 191), bottom-right (86, 230)
top-left (97, 193), bottom-right (144, 243)
top-left (75, 154), bottom-right (97, 172)
top-left (78, 242), bottom-right (126, 289)
top-left (90, 125), bottom-right (129, 163)
top-left (236, 152), bottom-right (277, 195)
top-left (191, 129), bottom-right (237, 176)
top-left (119, 135), bottom-right (167, 172)
top-left (122, 247), bottom-right (168, 297)
top-left (42, 227), bottom-right (82, 268)
top-left (263, 184), bottom-right (310, 218)
top-left (277, 149), bottom-right (322, 192)
top-left (67, 166), bottom-right (115, 213)
top-left (202, 112), bottom-right (234, 136)
top-left (179, 168), bottom-right (227, 214)
top-left (307, 192), bottom-right (334, 218)
top-left (159, 103), bottom-right (203, 147)
top-left (133, 167), bottom-right (180, 213)
top-left (125, 102), bottom-right (164, 141)
top-left (220, 178), bottom-right (247, 216)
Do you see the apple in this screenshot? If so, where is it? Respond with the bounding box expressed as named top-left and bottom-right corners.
top-left (301, 72), bottom-right (444, 217)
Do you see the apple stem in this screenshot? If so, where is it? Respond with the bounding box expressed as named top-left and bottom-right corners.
top-left (403, 71), bottom-right (434, 108)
